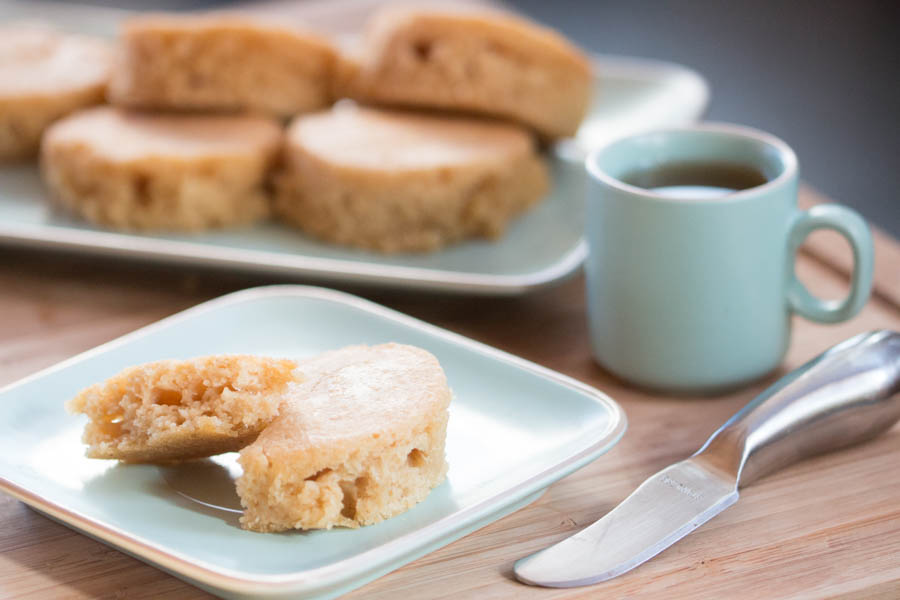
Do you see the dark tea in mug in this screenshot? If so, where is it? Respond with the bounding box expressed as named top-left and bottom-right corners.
top-left (621, 161), bottom-right (768, 200)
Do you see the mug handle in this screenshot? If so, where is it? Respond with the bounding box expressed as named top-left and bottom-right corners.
top-left (787, 204), bottom-right (874, 323)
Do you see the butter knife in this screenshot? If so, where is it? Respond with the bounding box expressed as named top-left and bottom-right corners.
top-left (515, 330), bottom-right (900, 587)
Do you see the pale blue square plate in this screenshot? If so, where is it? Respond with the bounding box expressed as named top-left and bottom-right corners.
top-left (0, 286), bottom-right (626, 599)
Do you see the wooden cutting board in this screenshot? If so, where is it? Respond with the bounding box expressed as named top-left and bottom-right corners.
top-left (0, 184), bottom-right (897, 599)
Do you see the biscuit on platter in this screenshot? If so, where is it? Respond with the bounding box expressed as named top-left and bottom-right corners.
top-left (275, 105), bottom-right (548, 252)
top-left (67, 356), bottom-right (299, 463)
top-left (237, 343), bottom-right (451, 531)
top-left (0, 27), bottom-right (112, 160)
top-left (41, 106), bottom-right (281, 231)
top-left (109, 14), bottom-right (337, 117)
top-left (338, 7), bottom-right (592, 139)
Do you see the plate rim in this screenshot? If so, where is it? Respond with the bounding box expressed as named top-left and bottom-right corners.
top-left (0, 285), bottom-right (626, 596)
top-left (0, 222), bottom-right (589, 296)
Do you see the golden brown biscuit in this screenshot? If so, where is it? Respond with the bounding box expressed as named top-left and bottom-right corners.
top-left (237, 343), bottom-right (450, 531)
top-left (41, 106), bottom-right (282, 231)
top-left (0, 27), bottom-right (112, 160)
top-left (67, 356), bottom-right (299, 463)
top-left (339, 7), bottom-right (592, 139)
top-left (275, 105), bottom-right (548, 252)
top-left (109, 14), bottom-right (337, 117)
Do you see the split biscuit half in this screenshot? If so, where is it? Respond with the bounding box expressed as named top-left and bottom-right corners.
top-left (67, 355), bottom-right (298, 463)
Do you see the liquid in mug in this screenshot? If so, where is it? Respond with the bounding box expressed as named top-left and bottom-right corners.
top-left (621, 161), bottom-right (769, 200)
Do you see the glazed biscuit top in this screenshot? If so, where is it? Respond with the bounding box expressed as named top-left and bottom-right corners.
top-left (43, 106), bottom-right (283, 161)
top-left (0, 28), bottom-right (112, 96)
top-left (249, 344), bottom-right (451, 456)
top-left (362, 6), bottom-right (591, 76)
top-left (287, 106), bottom-right (534, 171)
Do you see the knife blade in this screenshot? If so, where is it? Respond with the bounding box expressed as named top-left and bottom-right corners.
top-left (514, 330), bottom-right (900, 587)
top-left (515, 458), bottom-right (737, 587)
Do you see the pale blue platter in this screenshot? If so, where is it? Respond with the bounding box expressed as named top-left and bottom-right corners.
top-left (0, 54), bottom-right (708, 294)
top-left (0, 286), bottom-right (626, 599)
top-left (0, 0), bottom-right (709, 294)
top-left (0, 157), bottom-right (588, 294)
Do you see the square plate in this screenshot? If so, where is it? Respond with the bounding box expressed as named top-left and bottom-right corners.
top-left (0, 286), bottom-right (626, 599)
top-left (0, 1), bottom-right (708, 295)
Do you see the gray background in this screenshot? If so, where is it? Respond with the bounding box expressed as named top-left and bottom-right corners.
top-left (508, 0), bottom-right (899, 236)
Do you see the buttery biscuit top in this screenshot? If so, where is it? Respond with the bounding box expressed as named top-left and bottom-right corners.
top-left (109, 14), bottom-right (337, 117)
top-left (254, 343), bottom-right (450, 454)
top-left (0, 27), bottom-right (112, 96)
top-left (43, 106), bottom-right (283, 161)
top-left (119, 13), bottom-right (332, 50)
top-left (287, 105), bottom-right (534, 171)
top-left (363, 6), bottom-right (591, 76)
top-left (341, 5), bottom-right (593, 139)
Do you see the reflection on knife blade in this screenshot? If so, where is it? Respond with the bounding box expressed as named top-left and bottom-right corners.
top-left (514, 330), bottom-right (900, 587)
top-left (514, 459), bottom-right (738, 587)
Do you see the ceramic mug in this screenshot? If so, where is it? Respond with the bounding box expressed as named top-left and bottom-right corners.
top-left (584, 123), bottom-right (874, 392)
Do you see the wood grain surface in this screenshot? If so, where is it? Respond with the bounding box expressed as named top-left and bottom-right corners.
top-left (0, 185), bottom-right (897, 600)
top-left (0, 3), bottom-right (897, 597)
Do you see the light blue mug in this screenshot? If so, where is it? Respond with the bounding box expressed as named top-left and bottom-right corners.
top-left (584, 123), bottom-right (874, 392)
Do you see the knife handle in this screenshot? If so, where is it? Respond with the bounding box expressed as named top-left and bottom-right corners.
top-left (694, 330), bottom-right (900, 488)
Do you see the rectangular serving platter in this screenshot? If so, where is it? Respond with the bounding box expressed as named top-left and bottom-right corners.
top-left (0, 0), bottom-right (709, 294)
top-left (0, 285), bottom-right (626, 599)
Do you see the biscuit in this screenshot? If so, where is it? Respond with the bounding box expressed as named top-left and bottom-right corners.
top-left (41, 106), bottom-right (282, 231)
top-left (109, 14), bottom-right (337, 117)
top-left (67, 356), bottom-right (298, 463)
top-left (0, 27), bottom-right (112, 160)
top-left (275, 105), bottom-right (548, 252)
top-left (338, 7), bottom-right (592, 139)
top-left (237, 343), bottom-right (450, 531)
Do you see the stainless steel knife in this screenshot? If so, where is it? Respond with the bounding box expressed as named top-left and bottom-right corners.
top-left (514, 330), bottom-right (900, 587)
